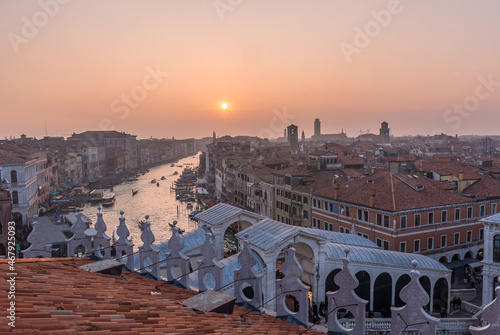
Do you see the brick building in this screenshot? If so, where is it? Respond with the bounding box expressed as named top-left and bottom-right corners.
top-left (311, 172), bottom-right (499, 263)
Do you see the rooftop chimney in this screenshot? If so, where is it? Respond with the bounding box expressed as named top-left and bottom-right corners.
top-left (369, 189), bottom-right (376, 207)
top-left (459, 171), bottom-right (464, 181)
top-left (333, 183), bottom-right (340, 200)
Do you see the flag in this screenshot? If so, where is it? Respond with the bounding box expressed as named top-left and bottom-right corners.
top-left (330, 203), bottom-right (340, 213)
top-left (340, 206), bottom-right (347, 216)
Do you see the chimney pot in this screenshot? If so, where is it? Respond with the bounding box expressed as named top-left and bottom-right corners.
top-left (333, 183), bottom-right (340, 200)
top-left (369, 189), bottom-right (376, 207)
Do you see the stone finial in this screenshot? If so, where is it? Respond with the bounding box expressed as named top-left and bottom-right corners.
top-left (114, 212), bottom-right (134, 271)
top-left (391, 260), bottom-right (439, 335)
top-left (70, 213), bottom-right (88, 236)
top-left (327, 252), bottom-right (367, 335)
top-left (165, 220), bottom-right (189, 287)
top-left (140, 216), bottom-right (156, 247)
top-left (469, 276), bottom-right (500, 334)
top-left (234, 237), bottom-right (263, 307)
top-left (21, 219), bottom-right (52, 258)
top-left (116, 214), bottom-right (130, 244)
top-left (276, 247), bottom-right (309, 326)
top-left (67, 213), bottom-right (92, 257)
top-left (197, 232), bottom-right (224, 292)
top-left (93, 211), bottom-right (111, 259)
top-left (138, 215), bottom-right (160, 278)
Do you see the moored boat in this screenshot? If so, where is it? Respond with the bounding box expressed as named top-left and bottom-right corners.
top-left (89, 189), bottom-right (105, 202)
top-left (101, 193), bottom-right (116, 207)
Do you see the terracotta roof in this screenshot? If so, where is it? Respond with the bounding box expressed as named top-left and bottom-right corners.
top-left (314, 172), bottom-right (472, 211)
top-left (0, 149), bottom-right (30, 165)
top-left (0, 258), bottom-right (321, 334)
top-left (462, 176), bottom-right (500, 200)
top-left (417, 162), bottom-right (481, 180)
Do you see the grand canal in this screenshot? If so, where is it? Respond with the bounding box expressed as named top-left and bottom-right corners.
top-left (81, 153), bottom-right (202, 246)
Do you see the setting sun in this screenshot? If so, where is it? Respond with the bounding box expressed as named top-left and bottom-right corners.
top-left (221, 103), bottom-right (228, 110)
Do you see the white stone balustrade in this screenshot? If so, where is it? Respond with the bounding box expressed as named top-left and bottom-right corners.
top-left (138, 215), bottom-right (160, 278)
top-left (275, 245), bottom-right (309, 326)
top-left (165, 220), bottom-right (190, 288)
top-left (21, 216), bottom-right (52, 258)
top-left (67, 213), bottom-right (92, 257)
top-left (197, 225), bottom-right (224, 292)
top-left (470, 276), bottom-right (500, 334)
top-left (326, 248), bottom-right (367, 335)
top-left (391, 260), bottom-right (439, 335)
top-left (93, 208), bottom-right (111, 259)
top-left (234, 234), bottom-right (263, 308)
top-left (114, 211), bottom-right (134, 271)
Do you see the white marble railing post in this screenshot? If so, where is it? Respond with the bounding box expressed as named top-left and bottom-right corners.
top-left (326, 249), bottom-right (367, 335)
top-left (391, 260), bottom-right (439, 335)
top-left (275, 244), bottom-right (309, 326)
top-left (197, 225), bottom-right (224, 292)
top-left (21, 216), bottom-right (52, 258)
top-left (165, 220), bottom-right (190, 288)
top-left (67, 213), bottom-right (92, 257)
top-left (138, 215), bottom-right (160, 278)
top-left (234, 234), bottom-right (263, 308)
top-left (114, 211), bottom-right (134, 271)
top-left (470, 276), bottom-right (500, 335)
top-left (93, 208), bottom-right (111, 259)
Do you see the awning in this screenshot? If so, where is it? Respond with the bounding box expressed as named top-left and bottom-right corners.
top-left (469, 262), bottom-right (483, 268)
top-left (57, 188), bottom-right (63, 191)
top-left (68, 182), bottom-right (76, 187)
top-left (63, 185), bottom-right (68, 188)
top-left (49, 191), bottom-right (59, 195)
top-left (444, 258), bottom-right (480, 269)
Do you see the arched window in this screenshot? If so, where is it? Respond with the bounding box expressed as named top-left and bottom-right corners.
top-left (10, 170), bottom-right (17, 183)
top-left (494, 235), bottom-right (500, 263)
top-left (12, 191), bottom-right (18, 205)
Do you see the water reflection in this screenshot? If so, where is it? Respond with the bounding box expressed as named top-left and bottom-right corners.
top-left (81, 153), bottom-right (201, 246)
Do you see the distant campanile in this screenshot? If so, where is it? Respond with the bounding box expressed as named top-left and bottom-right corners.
top-left (314, 118), bottom-right (321, 137)
top-left (287, 124), bottom-right (299, 148)
top-left (380, 121), bottom-right (390, 142)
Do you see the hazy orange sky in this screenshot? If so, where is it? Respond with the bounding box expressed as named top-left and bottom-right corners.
top-left (1, 1), bottom-right (499, 140)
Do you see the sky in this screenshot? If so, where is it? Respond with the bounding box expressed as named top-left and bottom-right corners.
top-left (1, 0), bottom-right (500, 140)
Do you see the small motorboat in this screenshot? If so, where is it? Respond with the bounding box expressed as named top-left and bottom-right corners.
top-left (132, 190), bottom-right (139, 196)
top-left (126, 177), bottom-right (138, 181)
top-left (101, 193), bottom-right (116, 207)
top-left (173, 171), bottom-right (179, 175)
top-left (160, 176), bottom-right (166, 180)
top-left (170, 163), bottom-right (175, 167)
top-left (151, 178), bottom-right (157, 183)
top-left (156, 182), bottom-right (160, 187)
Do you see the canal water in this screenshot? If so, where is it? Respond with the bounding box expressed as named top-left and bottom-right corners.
top-left (81, 153), bottom-right (201, 246)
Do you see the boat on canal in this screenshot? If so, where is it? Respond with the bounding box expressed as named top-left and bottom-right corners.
top-left (101, 193), bottom-right (116, 207)
top-left (89, 189), bottom-right (106, 202)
